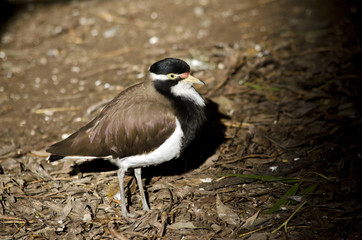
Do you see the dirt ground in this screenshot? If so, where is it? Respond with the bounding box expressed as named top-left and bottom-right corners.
top-left (1, 0), bottom-right (361, 239)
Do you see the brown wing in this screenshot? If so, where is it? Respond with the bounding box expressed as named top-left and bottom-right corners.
top-left (47, 84), bottom-right (176, 158)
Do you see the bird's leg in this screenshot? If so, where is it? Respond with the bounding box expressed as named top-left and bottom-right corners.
top-left (134, 168), bottom-right (151, 212)
top-left (117, 167), bottom-right (135, 218)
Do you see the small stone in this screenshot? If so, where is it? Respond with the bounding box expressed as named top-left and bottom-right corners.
top-left (47, 48), bottom-right (59, 57)
top-left (103, 26), bottom-right (120, 39)
top-left (254, 44), bottom-right (262, 52)
top-left (149, 36), bottom-right (159, 45)
top-left (79, 17), bottom-right (95, 26)
top-left (150, 12), bottom-right (158, 20)
top-left (0, 51), bottom-right (6, 59)
top-left (39, 57), bottom-right (47, 65)
top-left (70, 78), bottom-right (79, 84)
top-left (95, 80), bottom-right (102, 86)
top-left (193, 6), bottom-right (205, 16)
top-left (71, 66), bottom-right (80, 73)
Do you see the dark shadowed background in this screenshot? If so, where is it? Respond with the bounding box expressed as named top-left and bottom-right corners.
top-left (1, 0), bottom-right (361, 239)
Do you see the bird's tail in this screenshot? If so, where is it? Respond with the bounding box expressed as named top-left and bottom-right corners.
top-left (47, 154), bottom-right (64, 162)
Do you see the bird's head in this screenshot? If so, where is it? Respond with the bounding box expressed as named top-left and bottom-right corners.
top-left (149, 58), bottom-right (204, 86)
top-left (148, 58), bottom-right (205, 105)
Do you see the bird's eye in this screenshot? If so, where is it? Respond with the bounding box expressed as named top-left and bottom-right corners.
top-left (168, 73), bottom-right (178, 80)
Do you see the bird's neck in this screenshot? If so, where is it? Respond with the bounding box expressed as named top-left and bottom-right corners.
top-left (171, 96), bottom-right (206, 148)
top-left (152, 80), bottom-right (206, 148)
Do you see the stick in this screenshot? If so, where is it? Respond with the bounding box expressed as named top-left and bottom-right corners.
top-left (272, 201), bottom-right (307, 233)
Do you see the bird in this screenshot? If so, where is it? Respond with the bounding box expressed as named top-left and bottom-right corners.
top-left (46, 58), bottom-right (206, 218)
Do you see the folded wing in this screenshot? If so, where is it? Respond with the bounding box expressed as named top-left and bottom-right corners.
top-left (47, 88), bottom-right (176, 159)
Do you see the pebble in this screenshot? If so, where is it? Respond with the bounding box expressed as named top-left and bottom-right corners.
top-left (53, 26), bottom-right (63, 35)
top-left (150, 12), bottom-right (158, 20)
top-left (193, 6), bottom-right (205, 16)
top-left (39, 57), bottom-right (47, 65)
top-left (149, 36), bottom-right (159, 45)
top-left (103, 26), bottom-right (120, 39)
top-left (95, 80), bottom-right (102, 86)
top-left (71, 66), bottom-right (80, 73)
top-left (70, 78), bottom-right (79, 84)
top-left (0, 51), bottom-right (6, 59)
top-left (79, 17), bottom-right (95, 26)
top-left (47, 48), bottom-right (59, 57)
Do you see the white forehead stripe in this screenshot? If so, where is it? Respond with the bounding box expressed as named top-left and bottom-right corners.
top-left (150, 72), bottom-right (205, 106)
top-left (150, 72), bottom-right (170, 81)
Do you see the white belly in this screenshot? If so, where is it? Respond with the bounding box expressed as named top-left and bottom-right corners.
top-left (111, 118), bottom-right (184, 171)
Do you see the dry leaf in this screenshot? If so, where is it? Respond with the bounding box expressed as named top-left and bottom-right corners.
top-left (58, 197), bottom-right (73, 222)
top-left (216, 194), bottom-right (240, 225)
top-left (168, 222), bottom-right (199, 230)
top-left (241, 209), bottom-right (270, 229)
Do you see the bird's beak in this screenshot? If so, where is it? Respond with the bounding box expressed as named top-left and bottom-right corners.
top-left (183, 74), bottom-right (205, 85)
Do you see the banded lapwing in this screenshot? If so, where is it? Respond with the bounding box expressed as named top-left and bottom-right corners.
top-left (47, 58), bottom-right (206, 217)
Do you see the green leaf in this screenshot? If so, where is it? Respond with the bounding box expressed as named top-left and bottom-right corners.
top-left (285, 184), bottom-right (299, 196)
top-left (268, 86), bottom-right (281, 92)
top-left (309, 172), bottom-right (334, 181)
top-left (264, 184), bottom-right (300, 214)
top-left (264, 198), bottom-right (289, 214)
top-left (300, 184), bottom-right (317, 197)
top-left (245, 83), bottom-right (263, 90)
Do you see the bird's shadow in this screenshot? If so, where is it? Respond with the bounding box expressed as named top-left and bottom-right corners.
top-left (69, 100), bottom-right (227, 177)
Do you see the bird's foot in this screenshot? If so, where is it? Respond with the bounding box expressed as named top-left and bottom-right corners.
top-left (122, 210), bottom-right (136, 219)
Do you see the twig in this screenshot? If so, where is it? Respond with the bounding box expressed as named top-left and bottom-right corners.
top-left (208, 73), bottom-right (231, 97)
top-left (272, 201), bottom-right (307, 233)
top-left (109, 228), bottom-right (129, 240)
top-left (0, 215), bottom-right (25, 221)
top-left (219, 154), bottom-right (274, 165)
top-left (31, 191), bottom-right (65, 199)
top-left (159, 211), bottom-right (168, 237)
top-left (239, 224), bottom-right (273, 238)
top-left (12, 220), bottom-right (27, 236)
top-left (112, 198), bottom-right (123, 206)
top-left (122, 230), bottom-right (154, 238)
top-left (263, 135), bottom-right (288, 150)
top-left (32, 107), bottom-right (82, 114)
top-left (221, 120), bottom-right (254, 128)
top-left (216, 151), bottom-right (282, 166)
top-left (307, 172), bottom-right (335, 181)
